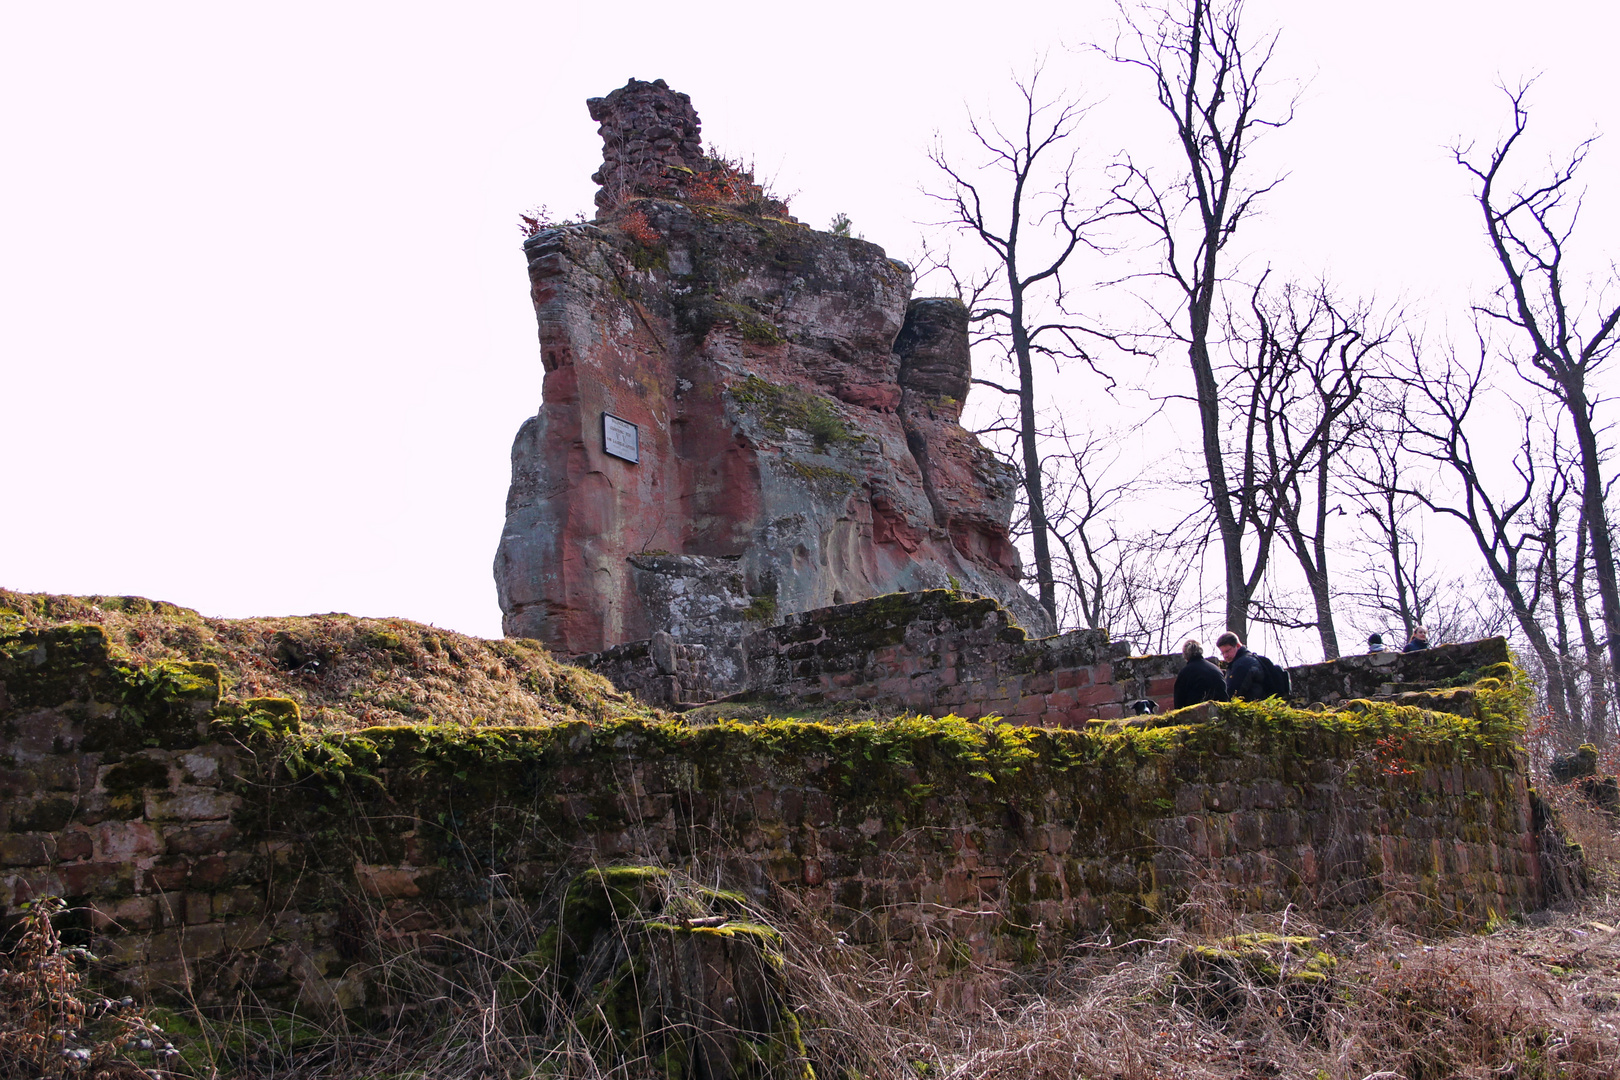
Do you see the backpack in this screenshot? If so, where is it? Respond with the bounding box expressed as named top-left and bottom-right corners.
top-left (1257, 654), bottom-right (1291, 699)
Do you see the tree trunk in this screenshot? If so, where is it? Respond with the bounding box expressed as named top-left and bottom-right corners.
top-left (1190, 315), bottom-right (1247, 639)
top-left (1011, 289), bottom-right (1057, 623)
top-left (1573, 511), bottom-right (1610, 744)
top-left (1567, 389), bottom-right (1620, 697)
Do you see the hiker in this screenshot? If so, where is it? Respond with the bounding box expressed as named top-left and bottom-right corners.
top-left (1215, 632), bottom-right (1289, 701)
top-left (1367, 633), bottom-right (1387, 654)
top-left (1403, 626), bottom-right (1429, 652)
top-left (1173, 639), bottom-right (1230, 709)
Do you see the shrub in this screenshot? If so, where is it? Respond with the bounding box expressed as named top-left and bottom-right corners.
top-left (0, 897), bottom-right (176, 1079)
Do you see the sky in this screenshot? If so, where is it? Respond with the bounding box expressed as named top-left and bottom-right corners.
top-left (2, 0), bottom-right (1617, 642)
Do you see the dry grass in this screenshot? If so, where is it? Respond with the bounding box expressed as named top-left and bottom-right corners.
top-left (124, 878), bottom-right (1620, 1080)
top-left (0, 590), bottom-right (650, 732)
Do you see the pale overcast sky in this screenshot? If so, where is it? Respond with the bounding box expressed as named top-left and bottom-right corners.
top-left (2, 1), bottom-right (1616, 640)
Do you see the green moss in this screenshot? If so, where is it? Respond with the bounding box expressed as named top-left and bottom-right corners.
top-left (363, 630), bottom-right (404, 653)
top-left (781, 458), bottom-right (860, 494)
top-left (629, 243), bottom-right (669, 272)
top-left (730, 376), bottom-right (861, 450)
top-left (742, 595), bottom-right (779, 624)
top-left (214, 696), bottom-right (303, 736)
top-left (1183, 933), bottom-right (1337, 985)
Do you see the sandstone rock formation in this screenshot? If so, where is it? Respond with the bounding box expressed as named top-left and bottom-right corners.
top-left (495, 78), bottom-right (1051, 674)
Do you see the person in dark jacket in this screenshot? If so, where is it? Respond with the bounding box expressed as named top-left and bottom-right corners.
top-left (1403, 625), bottom-right (1429, 652)
top-left (1173, 639), bottom-right (1230, 709)
top-left (1216, 631), bottom-right (1265, 700)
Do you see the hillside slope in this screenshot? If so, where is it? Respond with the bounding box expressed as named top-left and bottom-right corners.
top-left (0, 590), bottom-right (649, 730)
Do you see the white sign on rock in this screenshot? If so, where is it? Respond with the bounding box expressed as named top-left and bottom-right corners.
top-left (602, 412), bottom-right (639, 463)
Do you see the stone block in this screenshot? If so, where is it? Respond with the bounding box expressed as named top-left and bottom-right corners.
top-left (61, 860), bottom-right (133, 898)
top-left (145, 858), bottom-right (193, 892)
top-left (57, 828), bottom-right (93, 861)
top-left (178, 752), bottom-right (221, 783)
top-left (93, 820), bottom-right (162, 861)
top-left (0, 833), bottom-right (54, 867)
top-left (355, 863), bottom-right (438, 899)
top-left (185, 892), bottom-right (213, 925)
top-left (12, 793), bottom-right (77, 831)
top-left (92, 894), bottom-right (160, 932)
top-left (1054, 666), bottom-right (1093, 690)
top-left (147, 928), bottom-right (185, 963)
top-left (162, 821), bottom-right (238, 856)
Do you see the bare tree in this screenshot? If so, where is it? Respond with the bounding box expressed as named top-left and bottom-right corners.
top-left (1233, 279), bottom-right (1386, 658)
top-left (926, 69), bottom-right (1113, 625)
top-left (1030, 418), bottom-right (1205, 649)
top-left (1382, 336), bottom-right (1577, 727)
top-left (1458, 83), bottom-right (1620, 694)
top-left (1344, 441), bottom-right (1427, 641)
top-left (1104, 0), bottom-right (1296, 640)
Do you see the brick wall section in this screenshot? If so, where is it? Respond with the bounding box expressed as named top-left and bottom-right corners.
top-left (1, 622), bottom-right (1565, 1013)
top-left (577, 631), bottom-right (715, 707)
top-left (0, 627), bottom-right (258, 999)
top-left (581, 590), bottom-right (1508, 721)
top-left (580, 590), bottom-right (1178, 722)
top-left (738, 592), bottom-right (1179, 724)
top-left (1289, 639), bottom-right (1511, 704)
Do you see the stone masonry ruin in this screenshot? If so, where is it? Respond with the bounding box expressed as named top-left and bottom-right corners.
top-left (0, 617), bottom-right (1577, 1015)
top-left (0, 79), bottom-right (1591, 1063)
top-left (494, 78), bottom-right (1051, 690)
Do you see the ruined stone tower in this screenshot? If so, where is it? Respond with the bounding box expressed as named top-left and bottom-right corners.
top-left (494, 79), bottom-right (1051, 680)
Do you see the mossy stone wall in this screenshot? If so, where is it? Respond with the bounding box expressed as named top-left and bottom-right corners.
top-left (1, 622), bottom-right (1566, 1014)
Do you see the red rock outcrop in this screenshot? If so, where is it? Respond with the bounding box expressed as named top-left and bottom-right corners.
top-left (495, 79), bottom-right (1050, 679)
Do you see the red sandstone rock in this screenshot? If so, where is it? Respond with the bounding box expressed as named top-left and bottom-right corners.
top-left (496, 80), bottom-right (1051, 671)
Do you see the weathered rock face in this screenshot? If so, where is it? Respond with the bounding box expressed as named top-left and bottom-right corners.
top-left (496, 79), bottom-right (1050, 669)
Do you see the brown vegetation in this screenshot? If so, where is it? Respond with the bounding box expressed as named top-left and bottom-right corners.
top-left (0, 590), bottom-right (647, 732)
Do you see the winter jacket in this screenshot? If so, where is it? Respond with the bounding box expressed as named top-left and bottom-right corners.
top-left (1402, 638), bottom-right (1428, 652)
top-left (1225, 647), bottom-right (1265, 701)
top-left (1173, 657), bottom-right (1230, 709)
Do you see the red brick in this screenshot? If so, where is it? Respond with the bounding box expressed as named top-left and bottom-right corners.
top-left (1011, 696), bottom-right (1044, 717)
top-left (57, 830), bottom-right (93, 861)
top-left (1045, 688), bottom-right (1080, 710)
top-left (1074, 683), bottom-right (1121, 709)
top-left (145, 859), bottom-right (192, 891)
top-left (61, 860), bottom-right (132, 897)
top-left (1054, 666), bottom-right (1092, 690)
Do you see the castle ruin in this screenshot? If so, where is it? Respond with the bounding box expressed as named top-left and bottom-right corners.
top-left (494, 79), bottom-right (1051, 689)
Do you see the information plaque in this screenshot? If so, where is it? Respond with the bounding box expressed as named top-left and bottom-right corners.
top-left (602, 412), bottom-right (639, 463)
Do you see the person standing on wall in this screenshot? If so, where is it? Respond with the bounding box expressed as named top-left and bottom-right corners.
top-left (1403, 626), bottom-right (1429, 652)
top-left (1173, 639), bottom-right (1230, 709)
top-left (1216, 632), bottom-right (1263, 699)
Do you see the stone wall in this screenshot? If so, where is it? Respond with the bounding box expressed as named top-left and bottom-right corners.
top-left (1, 621), bottom-right (1567, 1012)
top-left (1288, 642), bottom-right (1511, 704)
top-left (578, 589), bottom-right (1512, 719)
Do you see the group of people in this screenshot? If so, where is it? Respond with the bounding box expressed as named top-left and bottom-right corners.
top-left (1367, 627), bottom-right (1429, 654)
top-left (1171, 625), bottom-right (1433, 710)
top-left (1172, 634), bottom-right (1251, 708)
